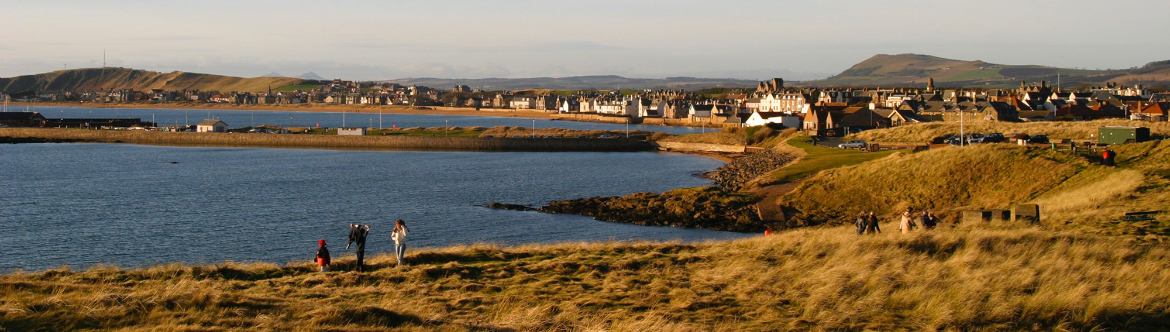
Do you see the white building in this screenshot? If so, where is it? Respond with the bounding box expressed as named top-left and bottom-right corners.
top-left (196, 119), bottom-right (227, 133)
top-left (745, 111), bottom-right (801, 128)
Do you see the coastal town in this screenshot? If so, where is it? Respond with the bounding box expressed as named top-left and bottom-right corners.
top-left (2, 74), bottom-right (1169, 136)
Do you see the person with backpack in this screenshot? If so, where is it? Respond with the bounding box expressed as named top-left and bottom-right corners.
top-left (899, 207), bottom-right (917, 234)
top-left (347, 223), bottom-right (370, 272)
top-left (315, 239), bottom-right (331, 272)
top-left (392, 219), bottom-right (409, 267)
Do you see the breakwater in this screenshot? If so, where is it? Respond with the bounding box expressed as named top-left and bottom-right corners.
top-left (0, 128), bottom-right (656, 152)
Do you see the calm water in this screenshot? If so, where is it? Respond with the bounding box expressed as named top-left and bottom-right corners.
top-left (0, 143), bottom-right (750, 272)
top-left (24, 106), bottom-right (712, 135)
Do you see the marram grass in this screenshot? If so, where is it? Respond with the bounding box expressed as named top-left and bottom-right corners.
top-left (2, 226), bottom-right (1167, 331)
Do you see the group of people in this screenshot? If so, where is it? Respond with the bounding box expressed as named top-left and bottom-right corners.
top-left (855, 208), bottom-right (939, 235)
top-left (314, 219), bottom-right (410, 272)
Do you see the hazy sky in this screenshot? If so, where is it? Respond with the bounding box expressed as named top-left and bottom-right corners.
top-left (4, 0), bottom-right (1169, 81)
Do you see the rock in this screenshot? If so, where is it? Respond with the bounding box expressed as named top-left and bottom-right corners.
top-left (484, 203), bottom-right (536, 211)
top-left (706, 150), bottom-right (797, 191)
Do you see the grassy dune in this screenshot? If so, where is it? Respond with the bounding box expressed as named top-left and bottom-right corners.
top-left (2, 226), bottom-right (1167, 331)
top-left (850, 119), bottom-right (1170, 145)
top-left (778, 139), bottom-right (1170, 235)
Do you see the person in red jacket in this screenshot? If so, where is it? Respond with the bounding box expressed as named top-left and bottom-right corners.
top-left (315, 239), bottom-right (331, 272)
top-left (1103, 150), bottom-right (1117, 166)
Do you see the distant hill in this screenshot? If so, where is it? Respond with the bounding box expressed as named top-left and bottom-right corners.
top-left (297, 72), bottom-right (326, 80)
top-left (808, 53), bottom-right (1170, 88)
top-left (260, 72), bottom-right (286, 78)
top-left (0, 68), bottom-right (306, 93)
top-left (379, 75), bottom-right (759, 91)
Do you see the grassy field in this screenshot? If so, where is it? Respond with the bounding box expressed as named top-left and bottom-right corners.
top-left (850, 119), bottom-right (1170, 145)
top-left (777, 139), bottom-right (1170, 235)
top-left (2, 226), bottom-right (1167, 331)
top-left (755, 137), bottom-right (900, 186)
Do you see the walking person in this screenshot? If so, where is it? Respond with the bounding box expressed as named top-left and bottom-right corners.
top-left (347, 223), bottom-right (370, 272)
top-left (315, 239), bottom-right (331, 272)
top-left (921, 210), bottom-right (938, 230)
top-left (865, 211), bottom-right (881, 235)
top-left (899, 207), bottom-right (917, 234)
top-left (392, 219), bottom-right (409, 267)
top-left (855, 212), bottom-right (867, 235)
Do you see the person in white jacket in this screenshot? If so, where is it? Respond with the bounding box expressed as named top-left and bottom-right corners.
top-left (392, 219), bottom-right (409, 266)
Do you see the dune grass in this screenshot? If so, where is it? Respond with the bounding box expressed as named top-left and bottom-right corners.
top-left (777, 139), bottom-right (1170, 235)
top-left (2, 226), bottom-right (1167, 331)
top-left (850, 119), bottom-right (1170, 145)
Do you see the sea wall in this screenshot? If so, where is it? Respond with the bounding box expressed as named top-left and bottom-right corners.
top-left (0, 128), bottom-right (656, 152)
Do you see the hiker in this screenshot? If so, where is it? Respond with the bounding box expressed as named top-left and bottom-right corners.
top-left (392, 219), bottom-right (409, 267)
top-left (347, 223), bottom-right (370, 272)
top-left (865, 211), bottom-right (881, 235)
top-left (315, 239), bottom-right (331, 272)
top-left (921, 210), bottom-right (938, 230)
top-left (899, 207), bottom-right (917, 234)
top-left (855, 212), bottom-right (867, 235)
top-left (1103, 150), bottom-right (1117, 166)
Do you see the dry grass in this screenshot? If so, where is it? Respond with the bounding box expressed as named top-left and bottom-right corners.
top-left (777, 139), bottom-right (1170, 235)
top-left (659, 127), bottom-right (748, 145)
top-left (851, 119), bottom-right (1170, 145)
top-left (2, 227), bottom-right (1168, 331)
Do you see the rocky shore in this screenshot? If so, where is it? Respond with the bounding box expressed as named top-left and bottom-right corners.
top-left (705, 149), bottom-right (799, 191)
top-left (537, 187), bottom-right (765, 232)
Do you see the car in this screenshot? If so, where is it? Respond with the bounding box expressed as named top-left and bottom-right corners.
top-left (825, 129), bottom-right (840, 136)
top-left (966, 133), bottom-right (986, 144)
top-left (1027, 134), bottom-right (1049, 144)
top-left (838, 140), bottom-right (868, 149)
top-left (982, 133), bottom-right (1005, 143)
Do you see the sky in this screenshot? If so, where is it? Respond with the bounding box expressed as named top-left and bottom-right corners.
top-left (4, 0), bottom-right (1169, 81)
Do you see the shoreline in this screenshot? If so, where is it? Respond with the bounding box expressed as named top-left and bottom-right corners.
top-left (0, 127), bottom-right (658, 152)
top-left (6, 101), bottom-right (709, 128)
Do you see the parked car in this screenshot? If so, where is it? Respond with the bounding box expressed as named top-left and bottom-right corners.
top-left (982, 133), bottom-right (1005, 143)
top-left (1028, 134), bottom-right (1049, 144)
top-left (838, 140), bottom-right (868, 149)
top-left (966, 133), bottom-right (985, 144)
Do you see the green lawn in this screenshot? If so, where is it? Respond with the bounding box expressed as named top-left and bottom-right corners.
top-left (762, 136), bottom-right (900, 184)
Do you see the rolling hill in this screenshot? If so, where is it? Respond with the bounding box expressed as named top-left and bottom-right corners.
top-left (0, 68), bottom-right (307, 93)
top-left (809, 53), bottom-right (1170, 88)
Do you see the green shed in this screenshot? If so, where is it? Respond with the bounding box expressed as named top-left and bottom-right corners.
top-left (1098, 126), bottom-right (1150, 145)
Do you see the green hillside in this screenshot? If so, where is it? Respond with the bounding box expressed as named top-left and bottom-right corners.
top-left (809, 53), bottom-right (1170, 88)
top-left (0, 68), bottom-right (307, 93)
